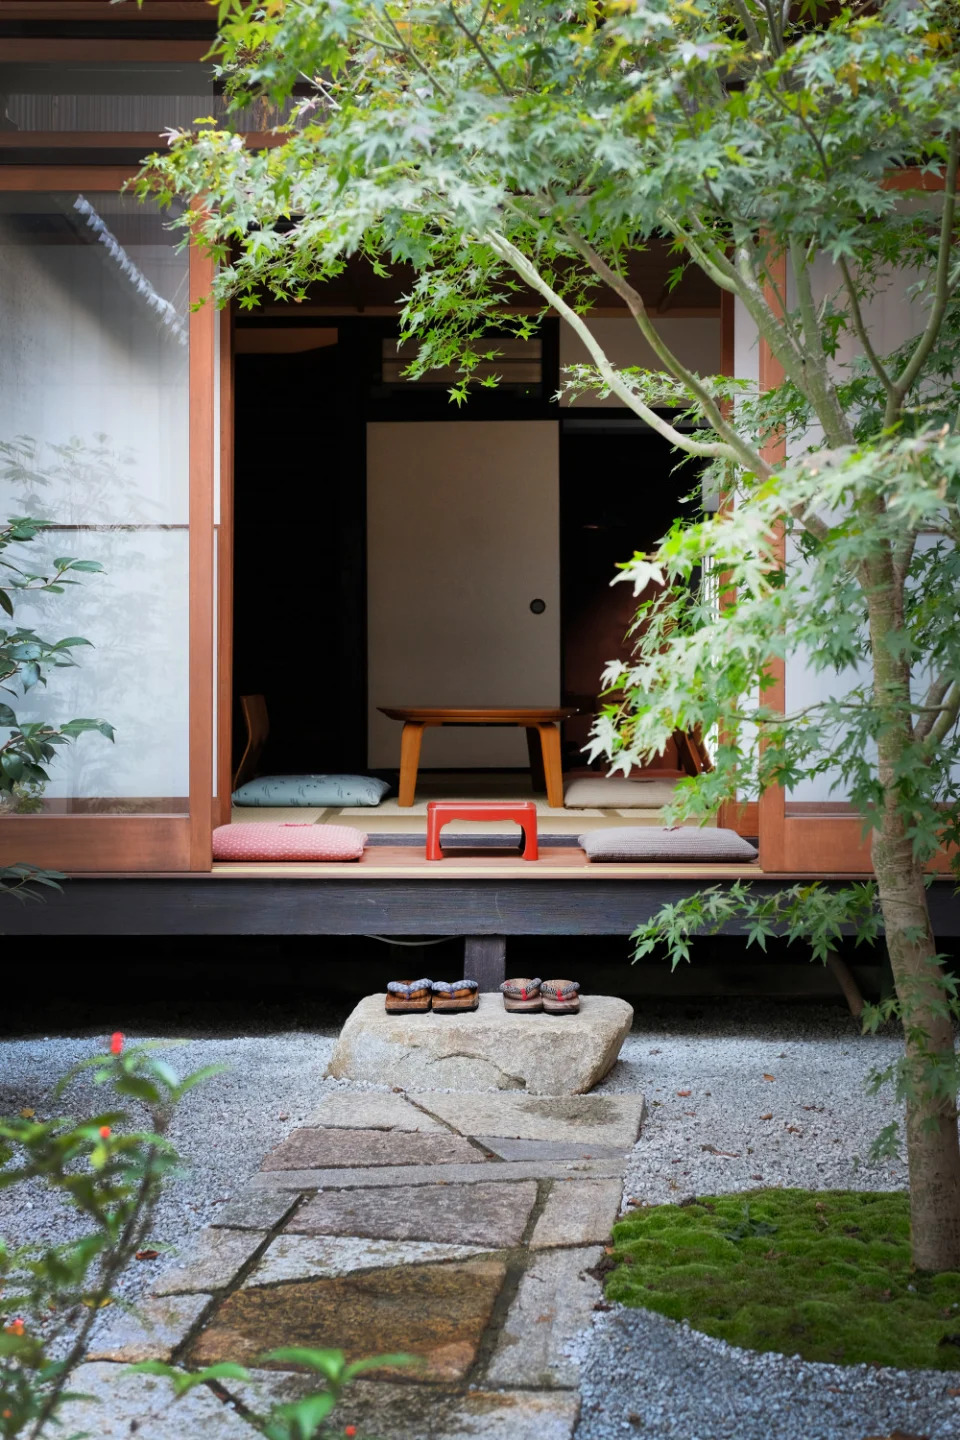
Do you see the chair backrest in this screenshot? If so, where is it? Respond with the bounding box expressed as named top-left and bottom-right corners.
top-left (232, 694), bottom-right (270, 792)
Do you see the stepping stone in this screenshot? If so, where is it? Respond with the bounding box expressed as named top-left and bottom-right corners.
top-left (220, 1372), bottom-right (460, 1440)
top-left (210, 1192), bottom-right (300, 1231)
top-left (485, 1246), bottom-right (603, 1388)
top-left (476, 1138), bottom-right (627, 1162)
top-left (246, 1233), bottom-right (490, 1285)
top-left (250, 1157), bottom-right (625, 1191)
top-left (445, 1389), bottom-right (581, 1439)
top-left (56, 1362), bottom-right (259, 1439)
top-left (261, 1127), bottom-right (481, 1170)
top-left (328, 994), bottom-right (633, 1094)
top-left (188, 1258), bottom-right (507, 1382)
top-left (289, 1180), bottom-right (536, 1247)
top-left (530, 1178), bottom-right (624, 1249)
top-left (87, 1294), bottom-right (212, 1363)
top-left (414, 1092), bottom-right (644, 1149)
top-left (152, 1227), bottom-right (266, 1295)
top-left (304, 1091), bottom-right (446, 1131)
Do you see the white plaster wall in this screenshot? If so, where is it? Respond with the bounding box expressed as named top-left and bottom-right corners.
top-left (559, 316), bottom-right (722, 405)
top-left (782, 257), bottom-right (930, 801)
top-left (0, 193), bottom-right (190, 799)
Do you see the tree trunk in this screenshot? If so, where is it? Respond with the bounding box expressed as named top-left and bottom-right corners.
top-left (867, 558), bottom-right (960, 1271)
top-left (871, 823), bottom-right (960, 1271)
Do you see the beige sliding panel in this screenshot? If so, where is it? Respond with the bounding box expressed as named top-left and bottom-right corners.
top-left (367, 420), bottom-right (560, 769)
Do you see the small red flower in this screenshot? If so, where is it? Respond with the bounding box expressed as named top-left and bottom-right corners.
top-left (4, 1319), bottom-right (24, 1337)
top-left (344, 1429), bottom-right (357, 1438)
top-left (99, 1126), bottom-right (111, 1139)
top-left (110, 1032), bottom-right (124, 1055)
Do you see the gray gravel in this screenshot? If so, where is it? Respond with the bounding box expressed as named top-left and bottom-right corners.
top-left (0, 1028), bottom-right (370, 1311)
top-left (574, 1002), bottom-right (958, 1440)
top-left (1, 1001), bottom-right (957, 1440)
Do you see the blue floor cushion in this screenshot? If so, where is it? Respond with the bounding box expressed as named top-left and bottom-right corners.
top-left (232, 774), bottom-right (390, 807)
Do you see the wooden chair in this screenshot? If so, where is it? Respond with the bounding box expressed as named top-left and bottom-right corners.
top-left (232, 694), bottom-right (269, 792)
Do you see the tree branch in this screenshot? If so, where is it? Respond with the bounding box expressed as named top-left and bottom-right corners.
top-left (560, 222), bottom-right (771, 476)
top-left (448, 2), bottom-right (509, 94)
top-left (917, 679), bottom-right (960, 745)
top-left (838, 255), bottom-right (896, 395)
top-left (886, 129), bottom-right (959, 426)
top-left (483, 229), bottom-right (752, 466)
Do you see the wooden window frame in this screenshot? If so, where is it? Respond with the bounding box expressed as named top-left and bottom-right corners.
top-left (0, 166), bottom-right (216, 873)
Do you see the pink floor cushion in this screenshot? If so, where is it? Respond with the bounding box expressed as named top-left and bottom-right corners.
top-left (213, 823), bottom-right (367, 862)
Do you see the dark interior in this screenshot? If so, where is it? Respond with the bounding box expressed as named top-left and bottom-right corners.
top-left (232, 317), bottom-right (700, 787)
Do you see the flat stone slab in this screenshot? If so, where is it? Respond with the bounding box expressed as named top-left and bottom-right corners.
top-left (289, 1180), bottom-right (537, 1247)
top-left (211, 1192), bottom-right (300, 1231)
top-left (250, 1157), bottom-right (624, 1191)
top-left (304, 1091), bottom-right (445, 1131)
top-left (417, 1092), bottom-right (644, 1148)
top-left (477, 1138), bottom-right (627, 1162)
top-left (221, 1373), bottom-right (462, 1440)
top-left (530, 1178), bottom-right (624, 1249)
top-left (87, 1293), bottom-right (212, 1362)
top-left (189, 1258), bottom-right (507, 1382)
top-left (57, 1362), bottom-right (259, 1440)
top-left (485, 1246), bottom-right (603, 1388)
top-left (328, 994), bottom-right (633, 1095)
top-left (219, 1373), bottom-right (579, 1440)
top-left (261, 1127), bottom-right (481, 1170)
top-left (152, 1227), bottom-right (266, 1295)
top-left (246, 1233), bottom-right (490, 1285)
top-left (445, 1389), bottom-right (581, 1440)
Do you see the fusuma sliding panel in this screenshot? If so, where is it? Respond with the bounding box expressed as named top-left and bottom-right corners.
top-left (367, 421), bottom-right (560, 769)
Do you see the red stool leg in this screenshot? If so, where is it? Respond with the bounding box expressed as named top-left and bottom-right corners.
top-left (426, 806), bottom-right (443, 861)
top-left (521, 816), bottom-right (539, 861)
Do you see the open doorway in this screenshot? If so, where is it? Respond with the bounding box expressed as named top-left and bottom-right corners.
top-left (227, 312), bottom-right (716, 832)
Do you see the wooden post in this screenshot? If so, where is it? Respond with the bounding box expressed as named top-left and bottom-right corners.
top-left (465, 935), bottom-right (506, 990)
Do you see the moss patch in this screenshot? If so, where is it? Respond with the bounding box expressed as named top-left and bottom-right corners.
top-left (606, 1189), bottom-right (960, 1370)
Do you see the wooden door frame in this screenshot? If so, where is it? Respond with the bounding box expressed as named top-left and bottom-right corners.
top-left (0, 167), bottom-right (216, 872)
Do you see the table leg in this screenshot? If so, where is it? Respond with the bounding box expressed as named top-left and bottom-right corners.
top-left (525, 727), bottom-right (547, 793)
top-left (398, 722), bottom-right (424, 807)
top-left (537, 723), bottom-right (564, 808)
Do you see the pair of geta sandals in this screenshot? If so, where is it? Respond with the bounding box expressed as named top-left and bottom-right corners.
top-left (499, 978), bottom-right (580, 1015)
top-left (385, 978), bottom-right (480, 1014)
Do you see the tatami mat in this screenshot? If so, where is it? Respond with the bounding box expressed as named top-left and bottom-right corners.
top-left (228, 771), bottom-right (700, 835)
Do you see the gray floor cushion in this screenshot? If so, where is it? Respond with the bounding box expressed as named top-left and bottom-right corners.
top-left (563, 775), bottom-right (679, 808)
top-left (580, 826), bottom-right (758, 862)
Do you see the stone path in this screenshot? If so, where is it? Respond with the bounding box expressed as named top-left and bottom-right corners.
top-left (67, 1088), bottom-right (645, 1440)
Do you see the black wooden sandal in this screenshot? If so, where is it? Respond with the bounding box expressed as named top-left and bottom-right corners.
top-left (500, 978), bottom-right (543, 1013)
top-left (385, 978), bottom-right (433, 1013)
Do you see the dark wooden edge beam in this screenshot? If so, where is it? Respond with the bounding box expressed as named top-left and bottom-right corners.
top-left (3, 877), bottom-right (960, 937)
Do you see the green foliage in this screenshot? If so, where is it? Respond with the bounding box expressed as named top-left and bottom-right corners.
top-left (0, 515), bottom-right (113, 895)
top-left (134, 1348), bottom-right (414, 1439)
top-left (607, 1189), bottom-right (960, 1369)
top-left (0, 1041), bottom-right (220, 1439)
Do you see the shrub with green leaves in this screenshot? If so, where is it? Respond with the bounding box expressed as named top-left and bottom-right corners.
top-left (0, 1039), bottom-right (406, 1439)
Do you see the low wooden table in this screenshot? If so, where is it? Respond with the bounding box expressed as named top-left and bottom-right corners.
top-left (378, 706), bottom-right (579, 808)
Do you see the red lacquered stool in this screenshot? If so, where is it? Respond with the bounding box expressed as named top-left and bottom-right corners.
top-left (425, 801), bottom-right (539, 860)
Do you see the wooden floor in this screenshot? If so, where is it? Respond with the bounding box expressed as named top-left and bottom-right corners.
top-left (212, 845), bottom-right (794, 882)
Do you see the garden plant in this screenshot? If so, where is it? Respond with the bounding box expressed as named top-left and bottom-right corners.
top-left (140, 0), bottom-right (960, 1274)
top-left (0, 514), bottom-right (112, 898)
top-left (0, 1037), bottom-right (395, 1438)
